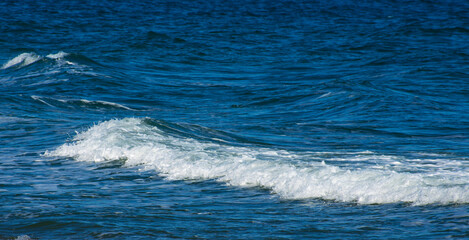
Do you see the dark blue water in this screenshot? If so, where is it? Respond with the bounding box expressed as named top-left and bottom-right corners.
top-left (1, 0), bottom-right (468, 239)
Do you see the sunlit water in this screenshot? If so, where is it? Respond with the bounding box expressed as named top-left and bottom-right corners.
top-left (1, 0), bottom-right (468, 239)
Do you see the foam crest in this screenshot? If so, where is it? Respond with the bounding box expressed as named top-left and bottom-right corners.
top-left (1, 51), bottom-right (72, 70)
top-left (46, 51), bottom-right (69, 59)
top-left (1, 53), bottom-right (42, 69)
top-left (45, 118), bottom-right (469, 205)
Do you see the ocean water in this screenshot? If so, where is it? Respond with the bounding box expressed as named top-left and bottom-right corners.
top-left (1, 0), bottom-right (468, 239)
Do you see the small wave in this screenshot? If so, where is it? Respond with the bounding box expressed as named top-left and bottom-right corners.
top-left (46, 51), bottom-right (69, 59)
top-left (45, 118), bottom-right (469, 205)
top-left (32, 96), bottom-right (134, 111)
top-left (1, 52), bottom-right (42, 69)
top-left (1, 51), bottom-right (73, 71)
top-left (76, 99), bottom-right (133, 110)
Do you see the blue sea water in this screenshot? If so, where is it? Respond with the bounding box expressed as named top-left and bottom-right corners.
top-left (1, 0), bottom-right (469, 239)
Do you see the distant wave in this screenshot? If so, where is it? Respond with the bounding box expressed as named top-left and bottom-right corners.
top-left (45, 51), bottom-right (69, 60)
top-left (31, 95), bottom-right (134, 111)
top-left (0, 52), bottom-right (108, 86)
top-left (45, 118), bottom-right (469, 205)
top-left (1, 52), bottom-right (42, 69)
top-left (1, 51), bottom-right (73, 70)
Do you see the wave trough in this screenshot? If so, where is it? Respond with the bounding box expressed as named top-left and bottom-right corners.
top-left (45, 118), bottom-right (469, 205)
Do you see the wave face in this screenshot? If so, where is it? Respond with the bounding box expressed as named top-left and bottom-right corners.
top-left (46, 118), bottom-right (469, 205)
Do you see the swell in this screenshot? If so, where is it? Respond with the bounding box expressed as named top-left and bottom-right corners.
top-left (0, 51), bottom-right (96, 70)
top-left (45, 118), bottom-right (469, 205)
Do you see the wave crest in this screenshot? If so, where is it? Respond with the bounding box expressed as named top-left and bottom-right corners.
top-left (1, 52), bottom-right (42, 69)
top-left (45, 118), bottom-right (469, 205)
top-left (1, 51), bottom-right (73, 70)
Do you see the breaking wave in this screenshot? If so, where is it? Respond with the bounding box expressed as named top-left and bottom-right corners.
top-left (1, 51), bottom-right (72, 70)
top-left (45, 118), bottom-right (469, 205)
top-left (1, 52), bottom-right (42, 69)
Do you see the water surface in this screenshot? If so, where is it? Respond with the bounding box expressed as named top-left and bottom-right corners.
top-left (1, 0), bottom-right (468, 239)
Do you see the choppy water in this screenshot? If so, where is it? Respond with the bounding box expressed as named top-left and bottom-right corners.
top-left (1, 0), bottom-right (469, 239)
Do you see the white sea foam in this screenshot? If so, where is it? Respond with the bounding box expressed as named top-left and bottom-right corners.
top-left (31, 95), bottom-right (56, 107)
top-left (1, 53), bottom-right (42, 69)
top-left (1, 52), bottom-right (103, 80)
top-left (1, 51), bottom-right (70, 70)
top-left (46, 51), bottom-right (69, 59)
top-left (45, 118), bottom-right (469, 205)
top-left (77, 99), bottom-right (133, 110)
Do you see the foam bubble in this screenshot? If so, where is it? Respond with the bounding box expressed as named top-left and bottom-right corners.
top-left (1, 53), bottom-right (42, 69)
top-left (45, 118), bottom-right (469, 205)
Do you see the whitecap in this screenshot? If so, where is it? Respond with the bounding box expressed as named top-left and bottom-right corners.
top-left (1, 52), bottom-right (42, 69)
top-left (45, 118), bottom-right (469, 205)
top-left (46, 51), bottom-right (69, 59)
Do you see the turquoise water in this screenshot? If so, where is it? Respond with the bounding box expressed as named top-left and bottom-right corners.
top-left (1, 0), bottom-right (468, 239)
